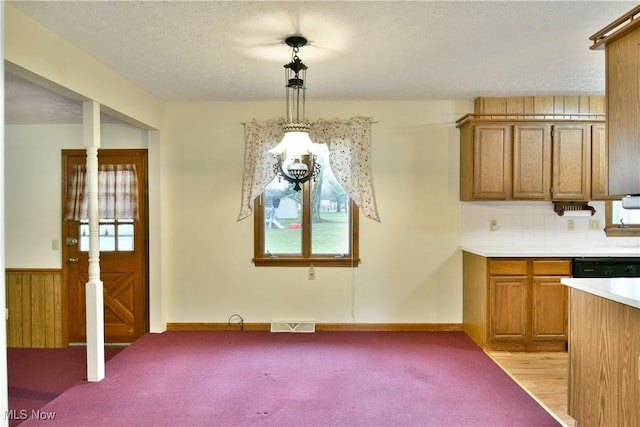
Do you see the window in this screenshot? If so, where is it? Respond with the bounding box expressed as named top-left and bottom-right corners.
top-left (604, 199), bottom-right (640, 236)
top-left (253, 146), bottom-right (359, 267)
top-left (238, 117), bottom-right (379, 267)
top-left (79, 219), bottom-right (135, 252)
top-left (65, 163), bottom-right (140, 251)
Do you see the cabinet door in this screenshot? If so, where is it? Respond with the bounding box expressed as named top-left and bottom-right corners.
top-left (531, 276), bottom-right (568, 341)
top-left (472, 124), bottom-right (511, 199)
top-left (590, 124), bottom-right (611, 199)
top-left (551, 124), bottom-right (590, 200)
top-left (607, 27), bottom-right (640, 196)
top-left (488, 276), bottom-right (527, 341)
top-left (512, 124), bottom-right (551, 199)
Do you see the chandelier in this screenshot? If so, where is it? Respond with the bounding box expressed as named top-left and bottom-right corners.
top-left (269, 35), bottom-right (322, 191)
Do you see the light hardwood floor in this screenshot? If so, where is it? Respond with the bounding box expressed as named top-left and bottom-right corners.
top-left (487, 351), bottom-right (575, 427)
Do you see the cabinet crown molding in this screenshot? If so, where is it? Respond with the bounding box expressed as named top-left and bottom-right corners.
top-left (457, 113), bottom-right (605, 128)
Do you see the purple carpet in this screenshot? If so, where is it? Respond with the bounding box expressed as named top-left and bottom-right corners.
top-left (8, 346), bottom-right (123, 426)
top-left (17, 331), bottom-right (559, 426)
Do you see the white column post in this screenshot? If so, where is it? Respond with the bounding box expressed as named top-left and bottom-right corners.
top-left (83, 101), bottom-right (104, 382)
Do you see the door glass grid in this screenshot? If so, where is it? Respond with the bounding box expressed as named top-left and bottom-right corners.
top-left (79, 219), bottom-right (134, 252)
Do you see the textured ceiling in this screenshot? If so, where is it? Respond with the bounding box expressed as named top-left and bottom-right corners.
top-left (5, 1), bottom-right (639, 124)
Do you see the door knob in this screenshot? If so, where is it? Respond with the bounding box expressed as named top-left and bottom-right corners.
top-left (68, 257), bottom-right (79, 264)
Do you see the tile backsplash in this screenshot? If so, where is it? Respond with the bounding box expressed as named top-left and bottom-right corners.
top-left (460, 201), bottom-right (640, 248)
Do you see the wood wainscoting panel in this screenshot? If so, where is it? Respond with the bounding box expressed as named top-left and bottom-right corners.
top-left (6, 269), bottom-right (64, 348)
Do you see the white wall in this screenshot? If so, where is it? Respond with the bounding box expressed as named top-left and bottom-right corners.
top-left (160, 100), bottom-right (470, 324)
top-left (4, 122), bottom-right (148, 268)
top-left (5, 100), bottom-right (470, 325)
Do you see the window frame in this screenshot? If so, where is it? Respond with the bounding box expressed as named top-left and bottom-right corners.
top-left (604, 200), bottom-right (640, 236)
top-left (253, 181), bottom-right (360, 267)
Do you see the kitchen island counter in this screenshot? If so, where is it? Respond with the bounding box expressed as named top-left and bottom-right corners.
top-left (561, 277), bottom-right (640, 309)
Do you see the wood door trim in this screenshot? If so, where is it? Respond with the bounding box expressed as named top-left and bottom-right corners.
top-left (61, 149), bottom-right (149, 345)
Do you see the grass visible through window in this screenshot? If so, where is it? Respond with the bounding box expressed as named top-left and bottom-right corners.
top-left (265, 212), bottom-right (350, 254)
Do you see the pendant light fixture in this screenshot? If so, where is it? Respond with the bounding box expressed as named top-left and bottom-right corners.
top-left (269, 35), bottom-right (322, 191)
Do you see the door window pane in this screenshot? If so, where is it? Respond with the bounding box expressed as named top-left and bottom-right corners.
top-left (99, 223), bottom-right (116, 251)
top-left (118, 221), bottom-right (134, 251)
top-left (79, 223), bottom-right (89, 252)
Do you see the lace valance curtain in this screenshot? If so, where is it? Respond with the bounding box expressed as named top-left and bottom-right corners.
top-left (237, 116), bottom-right (380, 222)
top-left (64, 164), bottom-right (140, 221)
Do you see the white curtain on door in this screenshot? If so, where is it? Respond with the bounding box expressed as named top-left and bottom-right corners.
top-left (64, 164), bottom-right (139, 221)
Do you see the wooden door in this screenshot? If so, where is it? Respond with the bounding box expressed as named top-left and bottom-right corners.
top-left (472, 124), bottom-right (512, 199)
top-left (512, 123), bottom-right (551, 199)
top-left (62, 149), bottom-right (148, 344)
top-left (551, 124), bottom-right (590, 200)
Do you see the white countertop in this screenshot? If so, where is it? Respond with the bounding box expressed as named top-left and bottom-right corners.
top-left (561, 277), bottom-right (640, 309)
top-left (461, 245), bottom-right (640, 258)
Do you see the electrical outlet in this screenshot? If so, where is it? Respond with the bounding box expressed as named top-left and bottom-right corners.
top-left (489, 219), bottom-right (499, 232)
top-left (567, 219), bottom-right (574, 231)
top-left (589, 219), bottom-right (600, 230)
top-left (308, 265), bottom-right (315, 280)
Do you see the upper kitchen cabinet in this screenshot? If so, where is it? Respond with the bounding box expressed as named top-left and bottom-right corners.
top-left (457, 96), bottom-right (606, 202)
top-left (551, 124), bottom-right (590, 200)
top-left (590, 124), bottom-right (613, 200)
top-left (512, 124), bottom-right (551, 200)
top-left (460, 123), bottom-right (511, 200)
top-left (590, 6), bottom-right (640, 197)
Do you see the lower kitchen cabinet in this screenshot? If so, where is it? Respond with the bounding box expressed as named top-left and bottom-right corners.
top-left (463, 252), bottom-right (570, 351)
top-left (488, 259), bottom-right (528, 342)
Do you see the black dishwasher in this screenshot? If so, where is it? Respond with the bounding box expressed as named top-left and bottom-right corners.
top-left (572, 257), bottom-right (640, 278)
